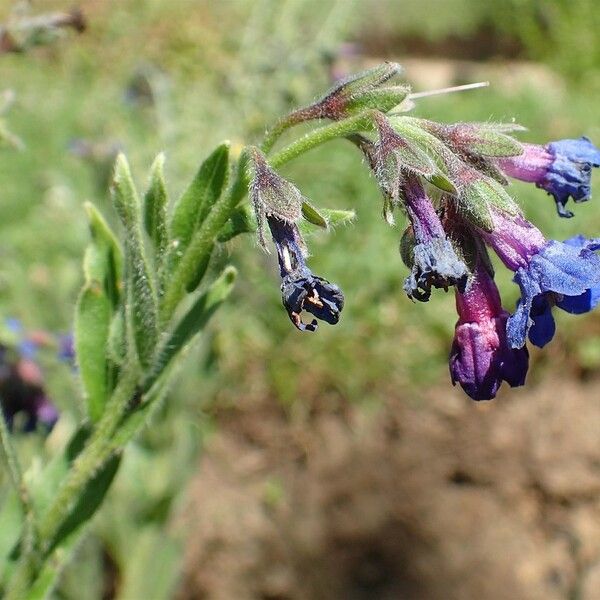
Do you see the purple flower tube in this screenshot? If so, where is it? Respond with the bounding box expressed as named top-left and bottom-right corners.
top-left (450, 252), bottom-right (529, 401)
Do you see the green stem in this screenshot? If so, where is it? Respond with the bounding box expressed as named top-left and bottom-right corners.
top-left (260, 107), bottom-right (318, 154)
top-left (0, 404), bottom-right (32, 526)
top-left (37, 365), bottom-right (140, 552)
top-left (1, 408), bottom-right (39, 600)
top-left (160, 110), bottom-right (375, 322)
top-left (268, 110), bottom-right (374, 169)
top-left (5, 554), bottom-right (36, 600)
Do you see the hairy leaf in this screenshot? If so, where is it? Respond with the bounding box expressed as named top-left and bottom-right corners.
top-left (148, 266), bottom-right (236, 388)
top-left (169, 142), bottom-right (230, 261)
top-left (112, 154), bottom-right (158, 367)
top-left (143, 153), bottom-right (169, 272)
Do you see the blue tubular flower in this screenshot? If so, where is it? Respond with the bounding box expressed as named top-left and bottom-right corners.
top-left (401, 176), bottom-right (468, 301)
top-left (449, 249), bottom-right (528, 401)
top-left (268, 217), bottom-right (344, 332)
top-left (555, 235), bottom-right (600, 314)
top-left (498, 137), bottom-right (600, 218)
top-left (479, 211), bottom-right (600, 348)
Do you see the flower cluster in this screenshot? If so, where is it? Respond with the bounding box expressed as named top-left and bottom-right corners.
top-left (251, 64), bottom-right (600, 400)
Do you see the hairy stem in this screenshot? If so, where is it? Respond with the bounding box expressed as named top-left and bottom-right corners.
top-left (36, 364), bottom-right (140, 553)
top-left (268, 110), bottom-right (374, 168)
top-left (1, 408), bottom-right (39, 600)
top-left (0, 404), bottom-right (34, 530)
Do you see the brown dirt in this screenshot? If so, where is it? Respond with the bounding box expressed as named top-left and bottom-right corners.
top-left (177, 380), bottom-right (600, 600)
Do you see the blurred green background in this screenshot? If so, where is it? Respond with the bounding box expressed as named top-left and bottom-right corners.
top-left (2, 0), bottom-right (600, 598)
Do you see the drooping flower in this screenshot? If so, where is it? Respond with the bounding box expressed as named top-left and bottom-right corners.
top-left (498, 137), bottom-right (600, 217)
top-left (267, 217), bottom-right (344, 331)
top-left (249, 148), bottom-right (344, 332)
top-left (477, 209), bottom-right (600, 348)
top-left (449, 243), bottom-right (528, 401)
top-left (400, 175), bottom-right (468, 301)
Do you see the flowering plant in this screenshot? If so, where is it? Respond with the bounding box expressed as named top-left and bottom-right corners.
top-left (1, 63), bottom-right (599, 597)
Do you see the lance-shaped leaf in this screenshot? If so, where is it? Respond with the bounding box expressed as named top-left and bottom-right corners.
top-left (184, 250), bottom-right (212, 294)
top-left (107, 310), bottom-right (126, 366)
top-left (459, 176), bottom-right (521, 232)
top-left (399, 225), bottom-right (417, 269)
top-left (169, 142), bottom-right (230, 263)
top-left (75, 204), bottom-right (123, 422)
top-left (388, 117), bottom-right (459, 193)
top-left (75, 284), bottom-right (112, 422)
top-left (112, 154), bottom-right (158, 367)
top-left (218, 205), bottom-right (354, 243)
top-left (438, 123), bottom-right (524, 158)
top-left (0, 491), bottom-right (22, 584)
top-left (146, 266), bottom-right (236, 389)
top-left (344, 86), bottom-right (410, 116)
top-left (84, 202), bottom-right (123, 307)
top-left (143, 153), bottom-right (169, 271)
top-left (217, 204), bottom-right (257, 243)
top-left (375, 115), bottom-right (437, 178)
top-left (301, 201), bottom-right (328, 228)
top-left (464, 129), bottom-right (523, 157)
top-left (114, 526), bottom-right (181, 600)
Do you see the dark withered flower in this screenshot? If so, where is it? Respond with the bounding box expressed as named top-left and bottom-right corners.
top-left (249, 149), bottom-right (344, 332)
top-left (400, 175), bottom-right (468, 301)
top-left (268, 218), bottom-right (344, 332)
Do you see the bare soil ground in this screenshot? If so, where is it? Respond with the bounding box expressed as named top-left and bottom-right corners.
top-left (177, 380), bottom-right (600, 600)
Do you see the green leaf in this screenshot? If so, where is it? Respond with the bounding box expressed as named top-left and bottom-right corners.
top-left (74, 284), bottom-right (112, 422)
top-left (184, 250), bottom-right (212, 294)
top-left (143, 153), bottom-right (169, 268)
top-left (301, 201), bottom-right (328, 228)
top-left (75, 203), bottom-right (124, 421)
top-left (458, 198), bottom-right (494, 233)
top-left (0, 492), bottom-right (23, 582)
top-left (393, 136), bottom-right (437, 177)
top-left (320, 208), bottom-right (356, 227)
top-left (84, 202), bottom-right (123, 308)
top-left (467, 129), bottom-right (523, 157)
top-left (299, 208), bottom-right (356, 236)
top-left (345, 86), bottom-right (410, 115)
top-left (399, 225), bottom-right (416, 268)
top-left (169, 142), bottom-right (230, 261)
top-left (217, 205), bottom-right (257, 243)
top-left (459, 177), bottom-right (519, 232)
top-left (115, 527), bottom-right (181, 600)
top-left (426, 172), bottom-right (457, 195)
top-left (473, 177), bottom-right (521, 216)
top-left (47, 455), bottom-right (120, 555)
top-left (112, 154), bottom-right (158, 367)
top-left (107, 310), bottom-right (126, 366)
top-left (147, 266), bottom-right (236, 389)
top-left (388, 117), bottom-right (452, 168)
top-left (16, 450), bottom-right (119, 600)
